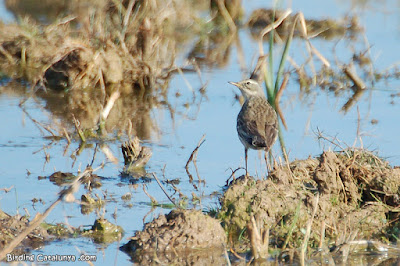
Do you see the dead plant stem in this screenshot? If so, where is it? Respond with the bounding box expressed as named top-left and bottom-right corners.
top-left (258, 10), bottom-right (292, 55)
top-left (142, 184), bottom-right (157, 205)
top-left (223, 246), bottom-right (232, 266)
top-left (72, 114), bottom-right (86, 142)
top-left (344, 64), bottom-right (366, 90)
top-left (216, 0), bottom-right (237, 32)
top-left (0, 169), bottom-right (93, 260)
top-left (185, 134), bottom-right (206, 183)
top-left (151, 173), bottom-right (177, 208)
top-left (274, 73), bottom-right (289, 130)
top-left (300, 193), bottom-right (320, 266)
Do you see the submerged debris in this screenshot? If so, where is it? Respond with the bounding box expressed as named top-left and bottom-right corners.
top-left (82, 218), bottom-right (123, 244)
top-left (39, 171), bottom-right (102, 189)
top-left (121, 209), bottom-right (227, 264)
top-left (121, 137), bottom-right (152, 174)
top-left (80, 193), bottom-right (105, 215)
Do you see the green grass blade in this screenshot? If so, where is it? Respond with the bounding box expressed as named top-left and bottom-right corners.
top-left (268, 31), bottom-right (274, 91)
top-left (266, 9), bottom-right (275, 98)
top-left (274, 15), bottom-right (297, 94)
top-left (277, 121), bottom-right (286, 158)
top-left (264, 65), bottom-right (274, 105)
top-left (264, 8), bottom-right (276, 103)
top-left (282, 200), bottom-right (301, 249)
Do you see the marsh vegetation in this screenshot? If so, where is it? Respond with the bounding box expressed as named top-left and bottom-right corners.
top-left (1, 0), bottom-right (400, 264)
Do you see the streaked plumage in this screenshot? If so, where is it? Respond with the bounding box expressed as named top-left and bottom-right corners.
top-left (229, 79), bottom-right (278, 174)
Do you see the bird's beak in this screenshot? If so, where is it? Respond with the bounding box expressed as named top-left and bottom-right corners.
top-left (228, 81), bottom-right (240, 87)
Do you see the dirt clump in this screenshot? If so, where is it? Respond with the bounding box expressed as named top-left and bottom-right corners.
top-left (121, 209), bottom-right (227, 264)
top-left (219, 150), bottom-right (400, 253)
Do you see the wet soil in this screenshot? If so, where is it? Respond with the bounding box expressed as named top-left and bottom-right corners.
top-left (121, 209), bottom-right (227, 264)
top-left (219, 150), bottom-right (400, 255)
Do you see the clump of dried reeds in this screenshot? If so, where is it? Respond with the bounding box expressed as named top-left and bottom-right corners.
top-left (0, 0), bottom-right (213, 137)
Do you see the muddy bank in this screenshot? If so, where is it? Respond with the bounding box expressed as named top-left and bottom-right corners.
top-left (219, 150), bottom-right (400, 258)
top-left (121, 209), bottom-right (227, 264)
top-left (120, 149), bottom-right (400, 263)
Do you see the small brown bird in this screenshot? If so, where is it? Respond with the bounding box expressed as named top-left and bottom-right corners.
top-left (229, 79), bottom-right (278, 174)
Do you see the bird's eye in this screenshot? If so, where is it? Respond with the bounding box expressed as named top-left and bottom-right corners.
top-left (246, 81), bottom-right (250, 85)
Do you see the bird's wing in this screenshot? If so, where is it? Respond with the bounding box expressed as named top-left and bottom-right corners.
top-left (237, 118), bottom-right (265, 148)
top-left (237, 98), bottom-right (278, 151)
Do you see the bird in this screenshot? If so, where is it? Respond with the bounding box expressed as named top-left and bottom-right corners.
top-left (229, 79), bottom-right (278, 175)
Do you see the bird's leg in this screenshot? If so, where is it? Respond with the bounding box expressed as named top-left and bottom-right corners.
top-left (264, 151), bottom-right (270, 177)
top-left (245, 148), bottom-right (248, 178)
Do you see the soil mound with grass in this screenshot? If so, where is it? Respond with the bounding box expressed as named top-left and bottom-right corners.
top-left (121, 209), bottom-right (227, 264)
top-left (219, 150), bottom-right (400, 253)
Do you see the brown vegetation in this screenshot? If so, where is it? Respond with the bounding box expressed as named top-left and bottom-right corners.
top-left (0, 0), bottom-right (212, 137)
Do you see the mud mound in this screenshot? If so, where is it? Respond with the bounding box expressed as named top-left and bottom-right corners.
top-left (219, 150), bottom-right (400, 251)
top-left (121, 209), bottom-right (227, 264)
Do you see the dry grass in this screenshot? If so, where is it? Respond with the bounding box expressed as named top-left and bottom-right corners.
top-left (0, 0), bottom-right (217, 138)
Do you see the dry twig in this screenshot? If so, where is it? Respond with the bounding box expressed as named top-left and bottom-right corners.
top-left (185, 134), bottom-right (206, 183)
top-left (300, 193), bottom-right (320, 266)
top-left (152, 173), bottom-right (177, 208)
top-left (274, 73), bottom-right (289, 130)
top-left (0, 168), bottom-right (94, 260)
top-left (258, 9), bottom-right (292, 55)
top-left (343, 64), bottom-right (366, 90)
top-left (216, 0), bottom-right (237, 32)
top-left (247, 215), bottom-right (269, 260)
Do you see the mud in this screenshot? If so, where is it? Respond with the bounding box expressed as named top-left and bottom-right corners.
top-left (219, 150), bottom-right (400, 254)
top-left (121, 209), bottom-right (227, 264)
top-left (3, 149), bottom-right (400, 262)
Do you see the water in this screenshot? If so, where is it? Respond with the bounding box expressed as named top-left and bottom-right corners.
top-left (1, 0), bottom-right (400, 264)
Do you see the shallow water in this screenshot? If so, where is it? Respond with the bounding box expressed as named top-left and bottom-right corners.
top-left (1, 0), bottom-right (400, 265)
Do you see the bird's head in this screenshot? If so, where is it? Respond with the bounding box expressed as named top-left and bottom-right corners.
top-left (229, 79), bottom-right (264, 100)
